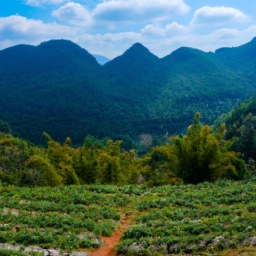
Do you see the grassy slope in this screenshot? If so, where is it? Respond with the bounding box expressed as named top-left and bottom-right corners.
top-left (0, 177), bottom-right (255, 255)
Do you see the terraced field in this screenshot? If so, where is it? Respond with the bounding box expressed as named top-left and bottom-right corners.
top-left (0, 177), bottom-right (255, 255)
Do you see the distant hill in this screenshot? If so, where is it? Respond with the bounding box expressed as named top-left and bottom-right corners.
top-left (1, 38), bottom-right (256, 148)
top-left (93, 54), bottom-right (111, 65)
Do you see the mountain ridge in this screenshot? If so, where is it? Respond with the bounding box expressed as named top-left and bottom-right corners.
top-left (1, 37), bottom-right (256, 148)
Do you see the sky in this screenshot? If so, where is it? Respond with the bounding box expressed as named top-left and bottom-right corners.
top-left (1, 0), bottom-right (256, 59)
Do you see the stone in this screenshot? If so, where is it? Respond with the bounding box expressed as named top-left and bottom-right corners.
top-left (243, 236), bottom-right (256, 246)
top-left (211, 236), bottom-right (224, 246)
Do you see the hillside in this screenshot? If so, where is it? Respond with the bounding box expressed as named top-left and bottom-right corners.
top-left (151, 47), bottom-right (251, 129)
top-left (213, 37), bottom-right (256, 84)
top-left (213, 96), bottom-right (256, 160)
top-left (1, 38), bottom-right (256, 148)
top-left (0, 179), bottom-right (255, 255)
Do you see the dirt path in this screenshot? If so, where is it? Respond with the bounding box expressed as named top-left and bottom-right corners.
top-left (87, 215), bottom-right (132, 256)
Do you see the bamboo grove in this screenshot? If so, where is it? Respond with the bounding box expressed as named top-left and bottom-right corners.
top-left (0, 113), bottom-right (247, 187)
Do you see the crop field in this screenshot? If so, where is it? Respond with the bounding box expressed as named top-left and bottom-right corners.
top-left (0, 185), bottom-right (131, 255)
top-left (117, 178), bottom-right (256, 255)
top-left (0, 177), bottom-right (255, 255)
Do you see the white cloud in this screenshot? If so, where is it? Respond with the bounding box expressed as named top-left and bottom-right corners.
top-left (75, 31), bottom-right (142, 57)
top-left (26, 0), bottom-right (68, 6)
top-left (206, 26), bottom-right (256, 47)
top-left (154, 26), bottom-right (256, 57)
top-left (141, 24), bottom-right (165, 37)
top-left (0, 15), bottom-right (76, 48)
top-left (91, 0), bottom-right (190, 22)
top-left (141, 22), bottom-right (187, 37)
top-left (52, 2), bottom-right (91, 21)
top-left (191, 6), bottom-right (249, 26)
top-left (52, 0), bottom-right (190, 29)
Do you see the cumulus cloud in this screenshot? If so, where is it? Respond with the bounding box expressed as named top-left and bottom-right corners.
top-left (141, 22), bottom-right (187, 37)
top-left (52, 2), bottom-right (91, 21)
top-left (91, 0), bottom-right (190, 22)
top-left (141, 24), bottom-right (165, 37)
top-left (76, 31), bottom-right (142, 57)
top-left (155, 26), bottom-right (256, 57)
top-left (52, 0), bottom-right (190, 28)
top-left (191, 6), bottom-right (249, 26)
top-left (0, 15), bottom-right (76, 48)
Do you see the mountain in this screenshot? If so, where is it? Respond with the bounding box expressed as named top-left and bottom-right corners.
top-left (1, 38), bottom-right (256, 148)
top-left (0, 40), bottom-right (108, 144)
top-left (151, 47), bottom-right (252, 127)
top-left (213, 37), bottom-right (256, 84)
top-left (93, 54), bottom-right (111, 65)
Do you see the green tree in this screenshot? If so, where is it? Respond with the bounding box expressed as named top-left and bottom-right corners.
top-left (174, 113), bottom-right (246, 183)
top-left (73, 145), bottom-right (98, 184)
top-left (0, 119), bottom-right (11, 134)
top-left (26, 154), bottom-right (63, 186)
top-left (143, 113), bottom-right (246, 184)
top-left (103, 157), bottom-right (120, 184)
top-left (43, 133), bottom-right (80, 185)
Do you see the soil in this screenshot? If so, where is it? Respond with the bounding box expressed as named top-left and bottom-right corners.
top-left (87, 215), bottom-right (132, 256)
top-left (222, 248), bottom-right (256, 256)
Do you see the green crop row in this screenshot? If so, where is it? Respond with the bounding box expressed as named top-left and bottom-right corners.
top-left (117, 178), bottom-right (256, 255)
top-left (0, 178), bottom-right (255, 254)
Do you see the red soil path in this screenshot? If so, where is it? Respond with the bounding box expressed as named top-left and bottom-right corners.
top-left (87, 216), bottom-right (131, 256)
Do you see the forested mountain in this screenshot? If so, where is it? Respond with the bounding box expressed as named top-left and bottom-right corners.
top-left (152, 46), bottom-right (252, 128)
top-left (1, 38), bottom-right (256, 148)
top-left (213, 37), bottom-right (256, 84)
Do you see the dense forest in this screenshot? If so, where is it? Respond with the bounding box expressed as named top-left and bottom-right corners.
top-left (0, 111), bottom-right (250, 187)
top-left (1, 38), bottom-right (256, 149)
top-left (214, 96), bottom-right (256, 161)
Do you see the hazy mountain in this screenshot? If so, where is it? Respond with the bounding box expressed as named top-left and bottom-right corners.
top-left (93, 54), bottom-right (111, 65)
top-left (0, 38), bottom-right (256, 148)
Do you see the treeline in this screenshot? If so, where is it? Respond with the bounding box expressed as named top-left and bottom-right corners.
top-left (214, 95), bottom-right (256, 160)
top-left (0, 113), bottom-right (248, 187)
top-left (0, 132), bottom-right (141, 187)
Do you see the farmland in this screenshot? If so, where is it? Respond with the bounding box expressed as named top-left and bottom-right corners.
top-left (0, 177), bottom-right (255, 255)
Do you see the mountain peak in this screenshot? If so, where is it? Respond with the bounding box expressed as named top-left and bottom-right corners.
top-left (119, 42), bottom-right (159, 62)
top-left (36, 39), bottom-right (99, 67)
top-left (131, 42), bottom-right (147, 49)
top-left (250, 36), bottom-right (256, 42)
top-left (126, 42), bottom-right (152, 54)
top-left (38, 39), bottom-right (87, 53)
top-left (162, 46), bottom-right (205, 63)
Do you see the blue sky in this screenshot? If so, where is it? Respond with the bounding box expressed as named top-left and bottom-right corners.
top-left (1, 0), bottom-right (256, 58)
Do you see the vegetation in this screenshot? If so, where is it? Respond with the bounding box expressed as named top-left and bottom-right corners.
top-left (0, 107), bottom-right (254, 256)
top-left (0, 113), bottom-right (247, 187)
top-left (117, 178), bottom-right (256, 255)
top-left (1, 38), bottom-right (256, 148)
top-left (214, 96), bottom-right (256, 161)
top-left (0, 184), bottom-right (126, 252)
top-left (141, 112), bottom-right (246, 186)
top-left (0, 179), bottom-right (255, 255)
top-left (0, 131), bottom-right (141, 187)
top-left (0, 37), bottom-right (256, 255)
